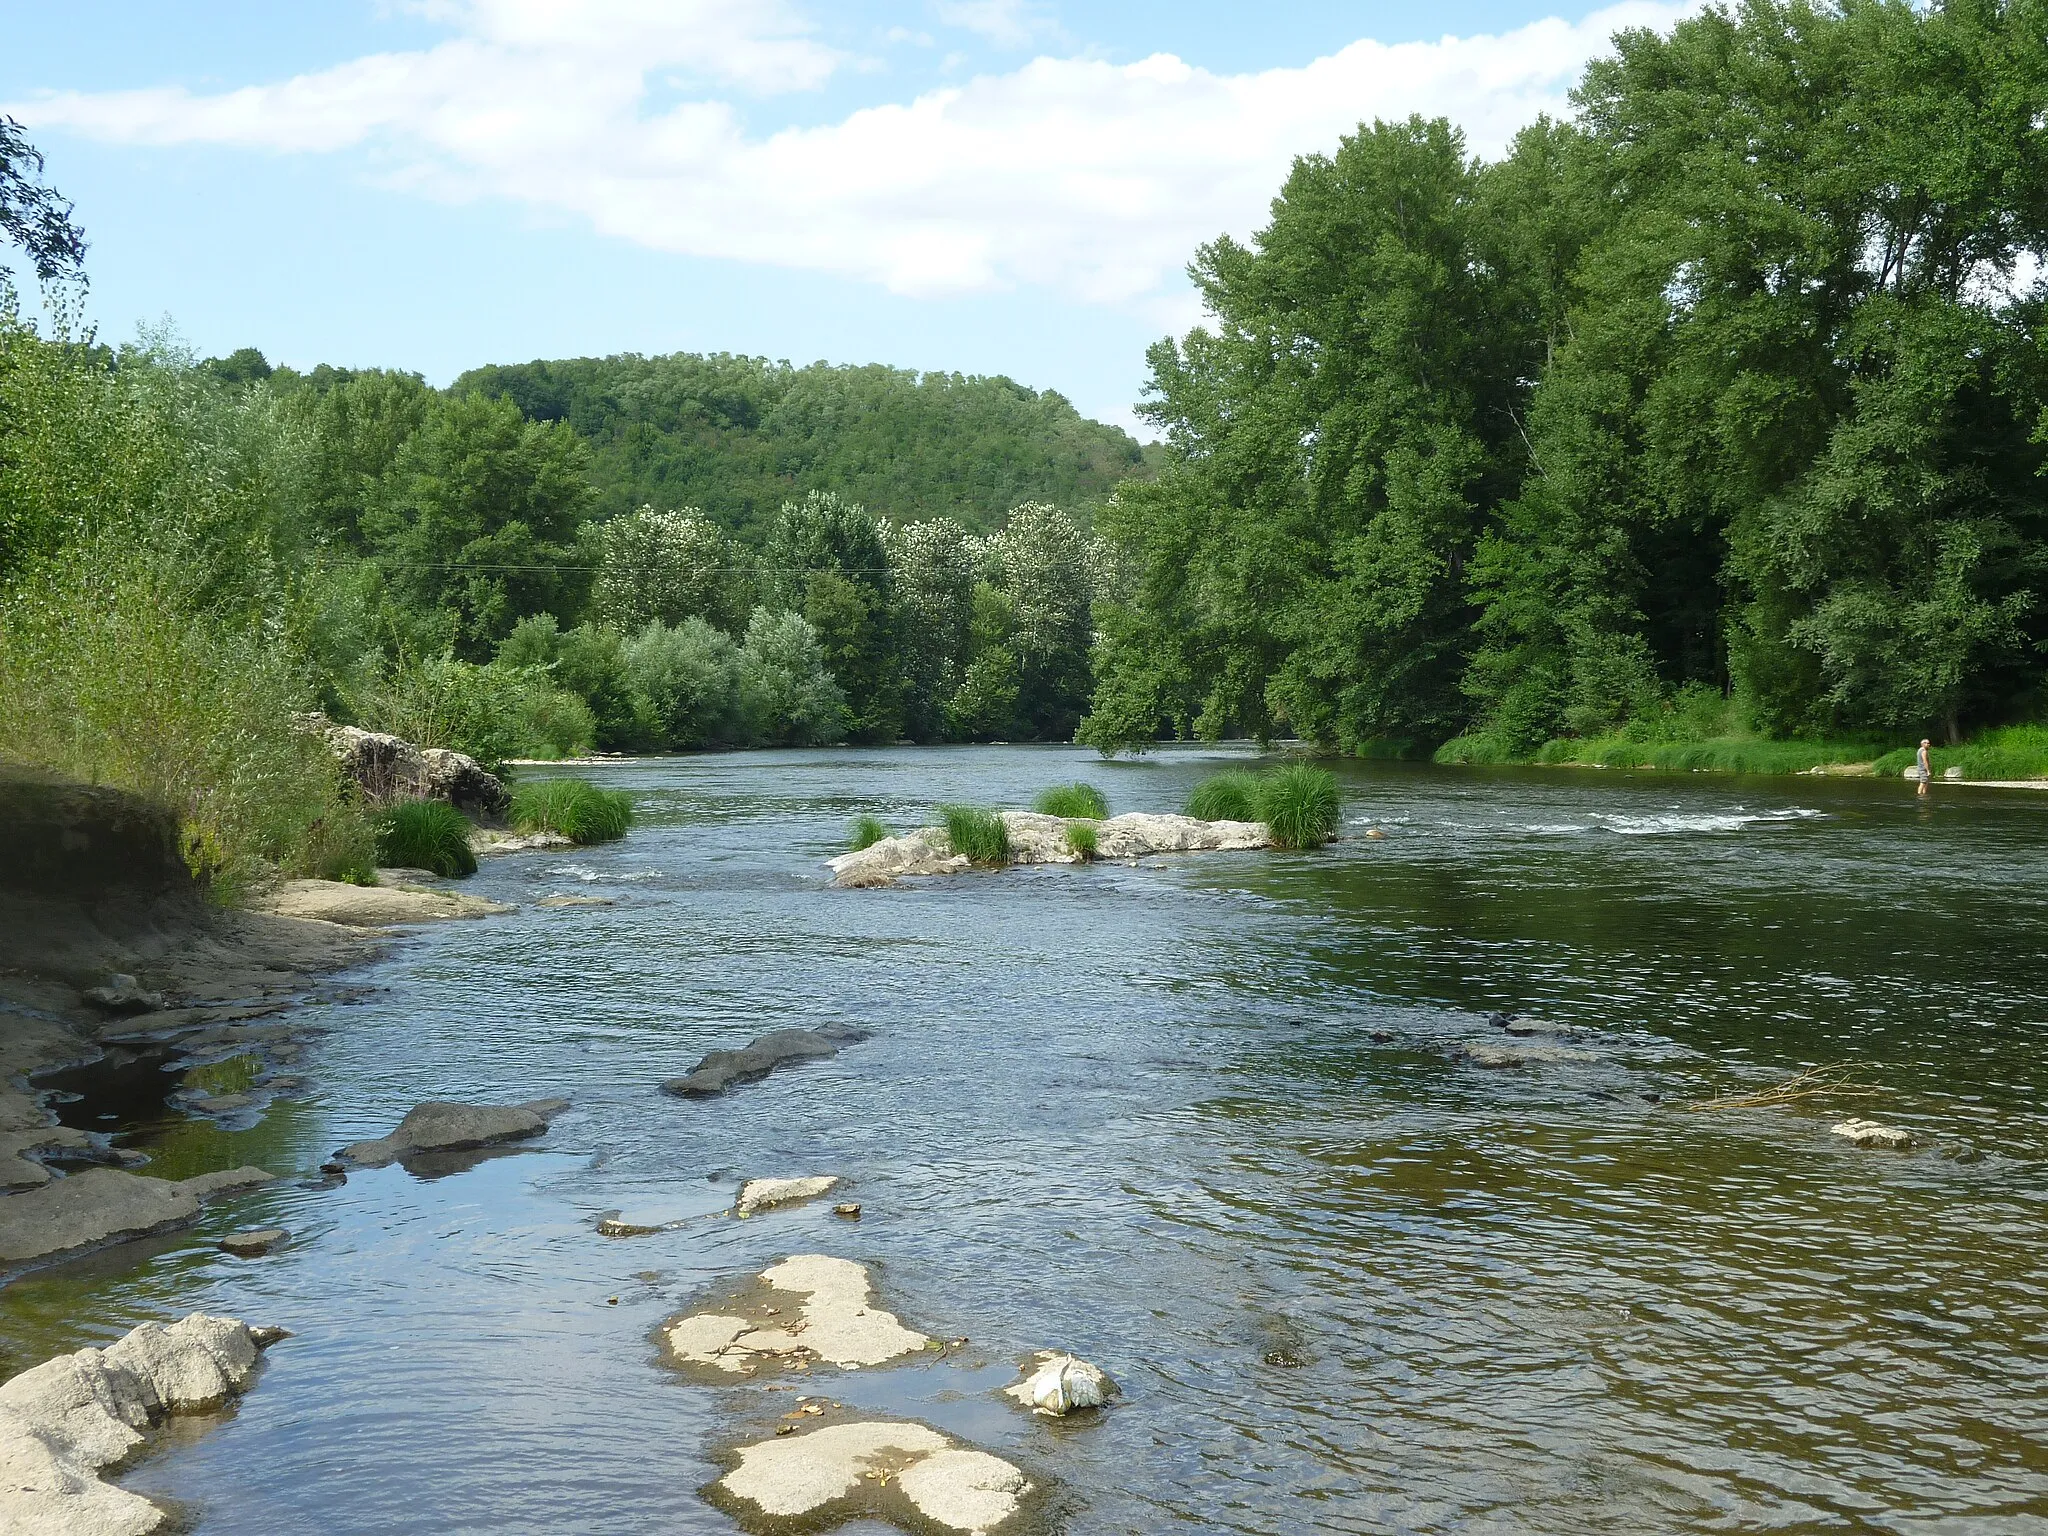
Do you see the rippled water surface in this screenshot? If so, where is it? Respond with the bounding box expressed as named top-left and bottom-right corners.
top-left (6, 747), bottom-right (2048, 1534)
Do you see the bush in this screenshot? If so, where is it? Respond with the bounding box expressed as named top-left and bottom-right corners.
top-left (353, 654), bottom-right (592, 770)
top-left (301, 800), bottom-right (381, 885)
top-left (623, 617), bottom-right (746, 748)
top-left (510, 777), bottom-right (632, 843)
top-left (1259, 764), bottom-right (1341, 849)
top-left (848, 814), bottom-right (890, 851)
top-left (1063, 820), bottom-right (1099, 861)
top-left (1033, 782), bottom-right (1108, 818)
top-left (1185, 770), bottom-right (1263, 822)
top-left (375, 798), bottom-right (478, 876)
top-left (939, 804), bottom-right (1010, 866)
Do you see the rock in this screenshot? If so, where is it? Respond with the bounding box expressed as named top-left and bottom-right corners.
top-left (1091, 811), bottom-right (1270, 859)
top-left (335, 1097), bottom-right (570, 1168)
top-left (709, 1419), bottom-right (1032, 1534)
top-left (470, 827), bottom-right (574, 856)
top-left (827, 810), bottom-right (1270, 887)
top-left (826, 827), bottom-right (968, 886)
top-left (1491, 1014), bottom-right (1596, 1040)
top-left (660, 1027), bottom-right (870, 1098)
top-left (1832, 1118), bottom-right (1912, 1149)
top-left (0, 1127), bottom-right (95, 1192)
top-left (322, 724), bottom-right (508, 817)
top-left (1451, 1041), bottom-right (1595, 1069)
top-left (217, 1228), bottom-right (287, 1257)
top-left (536, 893), bottom-right (615, 909)
top-left (0, 1166), bottom-right (275, 1266)
top-left (0, 1313), bottom-right (281, 1535)
top-left (1002, 1352), bottom-right (1114, 1416)
top-left (244, 880), bottom-right (512, 927)
top-left (418, 747), bottom-right (510, 818)
top-left (664, 1254), bottom-right (930, 1376)
top-left (833, 1203), bottom-right (862, 1220)
top-left (80, 974), bottom-right (167, 1014)
top-left (736, 1176), bottom-right (841, 1216)
top-left (374, 867), bottom-right (446, 886)
top-left (1943, 765), bottom-right (1964, 780)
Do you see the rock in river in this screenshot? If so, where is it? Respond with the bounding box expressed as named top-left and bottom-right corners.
top-left (335, 1097), bottom-right (570, 1168)
top-left (828, 810), bottom-right (1271, 886)
top-left (1832, 1118), bottom-right (1912, 1149)
top-left (1003, 1351), bottom-right (1116, 1416)
top-left (0, 1166), bottom-right (276, 1266)
top-left (218, 1227), bottom-right (288, 1257)
top-left (661, 1027), bottom-right (869, 1098)
top-left (708, 1419), bottom-right (1033, 1535)
top-left (736, 1176), bottom-right (841, 1215)
top-left (245, 879), bottom-right (512, 927)
top-left (0, 1313), bottom-right (284, 1535)
top-left (664, 1254), bottom-right (929, 1377)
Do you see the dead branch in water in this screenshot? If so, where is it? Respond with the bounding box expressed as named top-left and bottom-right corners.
top-left (1683, 1062), bottom-right (1887, 1113)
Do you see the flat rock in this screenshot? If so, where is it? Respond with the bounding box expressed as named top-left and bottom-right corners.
top-left (217, 1227), bottom-right (287, 1257)
top-left (664, 1253), bottom-right (929, 1377)
top-left (1832, 1118), bottom-right (1912, 1149)
top-left (661, 1028), bottom-right (869, 1098)
top-left (736, 1176), bottom-right (841, 1216)
top-left (1451, 1041), bottom-right (1596, 1069)
top-left (0, 1313), bottom-right (281, 1536)
top-left (471, 827), bottom-right (574, 856)
top-left (0, 1126), bottom-right (94, 1192)
top-left (709, 1419), bottom-right (1032, 1534)
top-left (245, 880), bottom-right (511, 927)
top-left (80, 974), bottom-right (168, 1014)
top-left (828, 811), bottom-right (1270, 886)
top-left (536, 893), bottom-right (615, 908)
top-left (336, 1097), bottom-right (569, 1168)
top-left (0, 1166), bottom-right (275, 1266)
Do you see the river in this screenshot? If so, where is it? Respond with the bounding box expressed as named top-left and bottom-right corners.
top-left (5, 746), bottom-right (2045, 1533)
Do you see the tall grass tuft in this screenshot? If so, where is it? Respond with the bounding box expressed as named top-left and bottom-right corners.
top-left (1184, 770), bottom-right (1263, 822)
top-left (375, 799), bottom-right (478, 877)
top-left (1063, 820), bottom-right (1099, 861)
top-left (848, 814), bottom-right (891, 851)
top-left (1033, 782), bottom-right (1109, 819)
top-left (939, 804), bottom-right (1011, 866)
top-left (510, 778), bottom-right (633, 844)
top-left (1259, 764), bottom-right (1341, 849)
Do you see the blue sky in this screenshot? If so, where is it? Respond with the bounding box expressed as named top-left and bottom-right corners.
top-left (3, 0), bottom-right (1683, 437)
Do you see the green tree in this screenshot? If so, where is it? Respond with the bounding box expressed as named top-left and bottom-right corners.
top-left (593, 505), bottom-right (747, 633)
top-left (762, 490), bottom-right (902, 740)
top-left (883, 517), bottom-right (976, 742)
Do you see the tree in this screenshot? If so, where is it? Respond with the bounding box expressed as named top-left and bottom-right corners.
top-left (984, 502), bottom-right (1095, 740)
top-left (0, 116), bottom-right (86, 287)
top-left (882, 517), bottom-right (975, 741)
top-left (736, 607), bottom-right (848, 745)
top-left (593, 505), bottom-right (746, 633)
top-left (761, 490), bottom-right (902, 740)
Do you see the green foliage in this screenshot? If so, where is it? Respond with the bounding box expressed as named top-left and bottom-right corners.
top-left (593, 505), bottom-right (747, 633)
top-left (509, 777), bottom-right (633, 843)
top-left (1063, 820), bottom-right (1099, 861)
top-left (882, 517), bottom-right (975, 742)
top-left (351, 654), bottom-right (591, 771)
top-left (939, 804), bottom-right (1011, 866)
top-left (623, 617), bottom-right (747, 748)
top-left (453, 353), bottom-right (1154, 540)
top-left (1871, 725), bottom-right (2048, 781)
top-left (764, 490), bottom-right (901, 741)
top-left (1033, 782), bottom-right (1109, 818)
top-left (1184, 771), bottom-right (1264, 823)
top-left (848, 814), bottom-right (890, 851)
top-left (1259, 764), bottom-right (1341, 849)
top-left (374, 798), bottom-right (478, 876)
top-left (735, 607), bottom-right (849, 747)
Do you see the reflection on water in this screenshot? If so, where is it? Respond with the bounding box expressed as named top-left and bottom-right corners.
top-left (4, 748), bottom-right (2046, 1533)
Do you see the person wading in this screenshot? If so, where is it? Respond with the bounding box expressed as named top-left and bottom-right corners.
top-left (1917, 738), bottom-right (1933, 796)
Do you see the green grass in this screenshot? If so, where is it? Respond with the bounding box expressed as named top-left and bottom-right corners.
top-left (1184, 770), bottom-right (1264, 822)
top-left (1259, 764), bottom-right (1341, 849)
top-left (939, 804), bottom-right (1011, 866)
top-left (510, 778), bottom-right (633, 844)
top-left (375, 798), bottom-right (478, 877)
top-left (1871, 724), bottom-right (2048, 781)
top-left (1063, 820), bottom-right (1099, 861)
top-left (1033, 782), bottom-right (1109, 818)
top-left (848, 814), bottom-right (891, 851)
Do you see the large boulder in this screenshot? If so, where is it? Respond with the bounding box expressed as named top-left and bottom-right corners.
top-left (335, 1097), bottom-right (570, 1168)
top-left (320, 724), bottom-right (508, 818)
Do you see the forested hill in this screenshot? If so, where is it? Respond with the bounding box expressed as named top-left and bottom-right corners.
top-left (450, 353), bottom-right (1156, 538)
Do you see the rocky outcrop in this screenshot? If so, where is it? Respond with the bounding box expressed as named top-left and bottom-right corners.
top-left (0, 1313), bottom-right (284, 1536)
top-left (0, 1166), bottom-right (275, 1268)
top-left (827, 810), bottom-right (1270, 887)
top-left (244, 879), bottom-right (512, 927)
top-left (335, 1098), bottom-right (570, 1169)
top-left (664, 1254), bottom-right (931, 1377)
top-left (736, 1176), bottom-right (841, 1215)
top-left (661, 1027), bottom-right (870, 1098)
top-left (707, 1419), bottom-right (1033, 1535)
top-left (318, 722), bottom-right (509, 818)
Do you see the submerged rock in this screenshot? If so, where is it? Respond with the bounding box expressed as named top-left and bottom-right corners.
top-left (246, 880), bottom-right (512, 927)
top-left (664, 1253), bottom-right (930, 1377)
top-left (1003, 1352), bottom-right (1115, 1417)
top-left (217, 1227), bottom-right (288, 1257)
top-left (828, 811), bottom-right (1270, 887)
top-left (0, 1166), bottom-right (276, 1266)
top-left (335, 1097), bottom-right (570, 1169)
top-left (1832, 1118), bottom-right (1912, 1149)
top-left (1451, 1041), bottom-right (1596, 1069)
top-left (709, 1419), bottom-right (1032, 1535)
top-left (536, 893), bottom-right (615, 909)
top-left (0, 1313), bottom-right (283, 1535)
top-left (661, 1027), bottom-right (870, 1098)
top-left (736, 1176), bottom-right (841, 1216)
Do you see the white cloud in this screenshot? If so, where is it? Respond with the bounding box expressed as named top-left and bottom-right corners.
top-left (10, 1), bottom-right (1691, 308)
top-left (931, 0), bottom-right (1057, 49)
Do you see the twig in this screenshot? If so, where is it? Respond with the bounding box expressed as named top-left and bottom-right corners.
top-left (1683, 1062), bottom-right (1887, 1113)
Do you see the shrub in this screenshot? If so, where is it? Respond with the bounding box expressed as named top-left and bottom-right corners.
top-left (848, 814), bottom-right (890, 851)
top-left (1063, 820), bottom-right (1099, 861)
top-left (939, 804), bottom-right (1010, 866)
top-left (301, 800), bottom-right (381, 885)
top-left (510, 777), bottom-right (632, 843)
top-left (1259, 764), bottom-right (1341, 849)
top-left (623, 617), bottom-right (746, 749)
top-left (352, 654), bottom-right (591, 770)
top-left (375, 798), bottom-right (478, 876)
top-left (1033, 782), bottom-right (1109, 818)
top-left (1184, 770), bottom-right (1263, 822)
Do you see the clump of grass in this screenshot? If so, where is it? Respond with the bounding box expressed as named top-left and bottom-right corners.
top-left (1064, 821), bottom-right (1099, 861)
top-left (1872, 723), bottom-right (2048, 781)
top-left (1259, 764), bottom-right (1341, 850)
top-left (510, 778), bottom-right (633, 844)
top-left (939, 804), bottom-right (1011, 866)
top-left (1033, 782), bottom-right (1109, 819)
top-left (375, 798), bottom-right (478, 877)
top-left (848, 814), bottom-right (891, 851)
top-left (1184, 770), bottom-right (1264, 822)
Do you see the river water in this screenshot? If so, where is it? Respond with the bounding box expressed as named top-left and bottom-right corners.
top-left (5, 746), bottom-right (2046, 1534)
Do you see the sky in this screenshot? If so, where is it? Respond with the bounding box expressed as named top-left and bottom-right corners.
top-left (2, 0), bottom-right (1688, 438)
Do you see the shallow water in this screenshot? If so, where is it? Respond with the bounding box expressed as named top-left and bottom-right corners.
top-left (6, 747), bottom-right (2048, 1534)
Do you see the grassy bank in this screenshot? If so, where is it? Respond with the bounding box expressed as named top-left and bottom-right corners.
top-left (1435, 724), bottom-right (2048, 781)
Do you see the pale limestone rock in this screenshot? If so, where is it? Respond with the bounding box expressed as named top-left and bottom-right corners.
top-left (720, 1420), bottom-right (949, 1518)
top-left (736, 1176), bottom-right (841, 1215)
top-left (897, 1446), bottom-right (1034, 1533)
top-left (1003, 1352), bottom-right (1114, 1416)
top-left (1832, 1118), bottom-right (1912, 1149)
top-left (664, 1254), bottom-right (929, 1375)
top-left (828, 810), bottom-right (1270, 887)
top-left (1091, 811), bottom-right (1269, 859)
top-left (336, 1098), bottom-right (569, 1168)
top-left (245, 879), bottom-right (511, 927)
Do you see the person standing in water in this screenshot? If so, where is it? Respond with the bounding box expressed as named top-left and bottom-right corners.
top-left (1917, 738), bottom-right (1933, 795)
